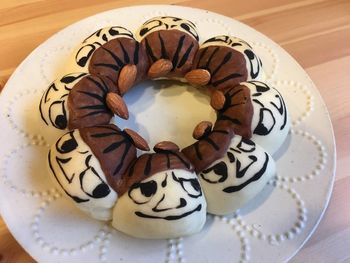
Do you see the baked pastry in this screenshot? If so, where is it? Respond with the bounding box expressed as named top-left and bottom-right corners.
top-left (182, 123), bottom-right (275, 215)
top-left (136, 16), bottom-right (199, 80)
top-left (212, 80), bottom-right (289, 155)
top-left (112, 142), bottom-right (207, 238)
top-left (42, 16), bottom-right (290, 239)
top-left (88, 30), bottom-right (149, 94)
top-left (185, 35), bottom-right (264, 90)
top-left (48, 124), bottom-right (149, 220)
top-left (244, 81), bottom-right (289, 154)
top-left (39, 73), bottom-right (128, 130)
top-left (72, 26), bottom-right (134, 72)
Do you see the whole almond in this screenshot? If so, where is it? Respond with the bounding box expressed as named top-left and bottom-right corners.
top-left (185, 69), bottom-right (211, 86)
top-left (154, 141), bottom-right (179, 152)
top-left (106, 92), bottom-right (129, 120)
top-left (193, 121), bottom-right (212, 140)
top-left (124, 128), bottom-right (150, 151)
top-left (210, 90), bottom-right (226, 110)
top-left (148, 59), bottom-right (173, 78)
top-left (118, 64), bottom-right (137, 95)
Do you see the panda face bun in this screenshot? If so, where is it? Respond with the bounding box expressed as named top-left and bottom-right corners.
top-left (199, 135), bottom-right (276, 215)
top-left (113, 168), bottom-right (206, 239)
top-left (48, 129), bottom-right (117, 220)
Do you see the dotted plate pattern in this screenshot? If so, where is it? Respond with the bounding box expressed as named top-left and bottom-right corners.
top-left (0, 5), bottom-right (336, 263)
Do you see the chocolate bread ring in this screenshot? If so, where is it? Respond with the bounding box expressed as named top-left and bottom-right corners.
top-left (42, 16), bottom-right (291, 238)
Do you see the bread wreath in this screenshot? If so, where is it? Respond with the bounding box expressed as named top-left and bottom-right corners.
top-left (42, 16), bottom-right (289, 238)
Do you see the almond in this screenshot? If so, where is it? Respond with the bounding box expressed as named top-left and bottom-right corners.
top-left (154, 141), bottom-right (179, 153)
top-left (106, 92), bottom-right (129, 120)
top-left (118, 64), bottom-right (137, 95)
top-left (124, 128), bottom-right (150, 151)
top-left (210, 90), bottom-right (226, 110)
top-left (193, 121), bottom-right (212, 140)
top-left (148, 59), bottom-right (173, 78)
top-left (185, 69), bottom-right (211, 86)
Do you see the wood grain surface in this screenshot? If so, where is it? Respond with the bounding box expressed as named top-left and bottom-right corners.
top-left (0, 0), bottom-right (349, 262)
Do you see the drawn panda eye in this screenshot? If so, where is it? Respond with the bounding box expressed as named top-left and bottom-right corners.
top-left (80, 167), bottom-right (110, 198)
top-left (49, 101), bottom-right (67, 130)
top-left (237, 138), bottom-right (256, 153)
top-left (253, 108), bottom-right (276, 136)
top-left (128, 180), bottom-right (157, 204)
top-left (56, 131), bottom-right (78, 154)
top-left (181, 178), bottom-right (202, 198)
top-left (170, 172), bottom-right (202, 198)
top-left (200, 161), bottom-right (228, 184)
top-left (75, 44), bottom-right (96, 67)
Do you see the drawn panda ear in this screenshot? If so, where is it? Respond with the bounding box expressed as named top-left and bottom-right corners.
top-left (210, 90), bottom-right (226, 110)
top-left (153, 141), bottom-right (179, 153)
top-left (123, 128), bottom-right (150, 151)
top-left (193, 121), bottom-right (212, 140)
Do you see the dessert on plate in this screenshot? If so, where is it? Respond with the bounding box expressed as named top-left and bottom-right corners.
top-left (40, 15), bottom-right (290, 239)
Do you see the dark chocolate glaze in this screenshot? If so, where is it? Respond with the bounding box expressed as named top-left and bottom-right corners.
top-left (193, 45), bottom-right (248, 91)
top-left (79, 124), bottom-right (137, 195)
top-left (123, 148), bottom-right (194, 196)
top-left (142, 30), bottom-right (199, 78)
top-left (181, 124), bottom-right (234, 173)
top-left (215, 84), bottom-right (254, 139)
top-left (67, 75), bottom-right (118, 130)
top-left (89, 37), bottom-right (149, 85)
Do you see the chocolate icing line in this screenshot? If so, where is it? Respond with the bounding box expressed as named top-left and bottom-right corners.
top-left (80, 110), bottom-right (108, 118)
top-left (196, 46), bottom-right (208, 68)
top-left (177, 42), bottom-right (194, 68)
top-left (203, 137), bottom-right (220, 150)
top-left (211, 51), bottom-right (232, 77)
top-left (113, 142), bottom-right (132, 175)
top-left (211, 73), bottom-right (243, 87)
top-left (119, 41), bottom-right (130, 64)
top-left (171, 35), bottom-right (186, 70)
top-left (134, 204), bottom-right (202, 221)
top-left (101, 46), bottom-right (124, 67)
top-left (86, 76), bottom-right (108, 93)
top-left (133, 41), bottom-right (140, 64)
top-left (145, 38), bottom-right (157, 62)
top-left (93, 63), bottom-right (120, 72)
top-left (76, 90), bottom-right (105, 103)
top-left (217, 114), bottom-right (242, 125)
top-left (158, 32), bottom-right (169, 59)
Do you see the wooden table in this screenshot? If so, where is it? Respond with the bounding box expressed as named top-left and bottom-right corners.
top-left (0, 0), bottom-right (349, 262)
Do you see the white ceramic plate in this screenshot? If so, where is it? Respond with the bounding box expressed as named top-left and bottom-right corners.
top-left (0, 5), bottom-right (336, 263)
